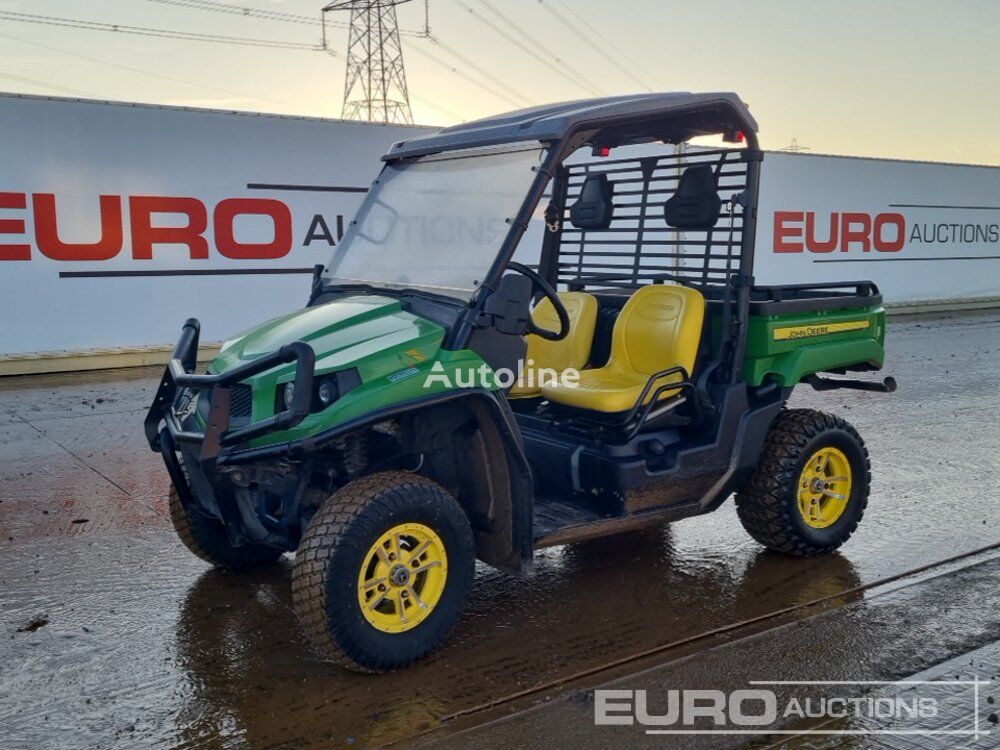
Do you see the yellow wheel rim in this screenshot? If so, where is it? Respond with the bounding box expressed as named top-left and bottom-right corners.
top-left (798, 446), bottom-right (853, 529)
top-left (357, 522), bottom-right (448, 634)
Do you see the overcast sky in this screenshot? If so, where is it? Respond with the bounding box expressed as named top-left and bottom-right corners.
top-left (0, 0), bottom-right (997, 164)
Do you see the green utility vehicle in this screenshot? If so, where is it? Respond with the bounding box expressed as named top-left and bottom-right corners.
top-left (145, 94), bottom-right (895, 672)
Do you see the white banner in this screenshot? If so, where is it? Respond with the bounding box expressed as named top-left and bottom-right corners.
top-left (755, 152), bottom-right (1000, 301)
top-left (2, 96), bottom-right (998, 360)
top-left (0, 94), bottom-right (429, 356)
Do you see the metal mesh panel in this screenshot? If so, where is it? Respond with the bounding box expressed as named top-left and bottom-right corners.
top-left (229, 384), bottom-right (253, 420)
top-left (553, 147), bottom-right (750, 293)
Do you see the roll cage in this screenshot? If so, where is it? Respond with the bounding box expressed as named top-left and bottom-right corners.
top-left (380, 92), bottom-right (763, 392)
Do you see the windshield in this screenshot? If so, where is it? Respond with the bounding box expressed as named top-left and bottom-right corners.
top-left (323, 144), bottom-right (546, 300)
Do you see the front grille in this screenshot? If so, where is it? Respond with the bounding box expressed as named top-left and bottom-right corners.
top-left (230, 384), bottom-right (253, 421)
top-left (192, 383), bottom-right (254, 427)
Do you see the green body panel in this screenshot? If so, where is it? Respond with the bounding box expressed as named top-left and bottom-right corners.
top-left (205, 295), bottom-right (496, 448)
top-left (200, 293), bottom-right (885, 449)
top-left (742, 305), bottom-right (886, 387)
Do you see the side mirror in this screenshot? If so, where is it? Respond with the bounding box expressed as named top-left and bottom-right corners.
top-left (483, 274), bottom-right (533, 335)
top-left (308, 263), bottom-right (325, 305)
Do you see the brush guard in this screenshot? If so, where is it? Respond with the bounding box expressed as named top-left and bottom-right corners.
top-left (144, 318), bottom-right (316, 464)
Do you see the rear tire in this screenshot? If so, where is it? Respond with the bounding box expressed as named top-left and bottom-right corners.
top-left (168, 484), bottom-right (282, 569)
top-left (735, 409), bottom-right (870, 556)
top-left (292, 471), bottom-right (475, 673)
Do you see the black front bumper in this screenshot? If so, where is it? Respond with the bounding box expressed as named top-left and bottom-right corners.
top-left (144, 318), bottom-right (316, 465)
top-left (144, 320), bottom-right (318, 549)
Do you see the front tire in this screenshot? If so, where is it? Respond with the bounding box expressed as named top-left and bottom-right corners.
top-left (292, 471), bottom-right (475, 673)
top-left (735, 409), bottom-right (870, 556)
top-left (168, 484), bottom-right (283, 569)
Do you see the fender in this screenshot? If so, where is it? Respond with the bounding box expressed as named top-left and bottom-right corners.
top-left (216, 388), bottom-right (535, 571)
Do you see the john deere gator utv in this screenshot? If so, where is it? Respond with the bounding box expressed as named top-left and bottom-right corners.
top-left (145, 93), bottom-right (895, 672)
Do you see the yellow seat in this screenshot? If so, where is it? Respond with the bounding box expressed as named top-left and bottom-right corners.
top-left (541, 284), bottom-right (705, 413)
top-left (509, 292), bottom-right (598, 398)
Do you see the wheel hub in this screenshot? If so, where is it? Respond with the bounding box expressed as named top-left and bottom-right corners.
top-left (797, 446), bottom-right (853, 529)
top-left (356, 522), bottom-right (448, 634)
top-left (389, 564), bottom-right (410, 587)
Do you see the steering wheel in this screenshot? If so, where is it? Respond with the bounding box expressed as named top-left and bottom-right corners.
top-left (506, 262), bottom-right (570, 341)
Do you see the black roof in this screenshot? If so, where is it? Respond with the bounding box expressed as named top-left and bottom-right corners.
top-left (385, 92), bottom-right (757, 160)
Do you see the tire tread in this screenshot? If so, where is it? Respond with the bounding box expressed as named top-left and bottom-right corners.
top-left (292, 471), bottom-right (472, 672)
top-left (735, 409), bottom-right (871, 556)
top-left (168, 484), bottom-right (281, 569)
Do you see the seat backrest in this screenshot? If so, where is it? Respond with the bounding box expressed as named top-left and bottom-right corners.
top-left (569, 173), bottom-right (614, 230)
top-left (608, 284), bottom-right (705, 378)
top-left (664, 164), bottom-right (722, 230)
top-left (524, 292), bottom-right (598, 374)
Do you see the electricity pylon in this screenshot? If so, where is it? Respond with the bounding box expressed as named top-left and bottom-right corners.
top-left (778, 137), bottom-right (811, 153)
top-left (323, 0), bottom-right (414, 124)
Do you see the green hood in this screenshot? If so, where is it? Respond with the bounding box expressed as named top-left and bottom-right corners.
top-left (211, 295), bottom-right (445, 380)
top-left (200, 294), bottom-right (491, 447)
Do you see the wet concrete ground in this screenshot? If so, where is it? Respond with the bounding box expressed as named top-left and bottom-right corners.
top-left (1, 310), bottom-right (999, 750)
top-left (426, 549), bottom-right (1000, 750)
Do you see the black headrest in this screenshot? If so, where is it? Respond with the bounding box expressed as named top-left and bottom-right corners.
top-left (569, 173), bottom-right (614, 230)
top-left (664, 165), bottom-right (721, 230)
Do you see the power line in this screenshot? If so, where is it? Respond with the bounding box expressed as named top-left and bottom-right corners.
top-left (0, 4), bottom-right (543, 120)
top-left (454, 0), bottom-right (601, 96)
top-left (424, 34), bottom-right (532, 106)
top-left (409, 90), bottom-right (464, 122)
top-left (145, 0), bottom-right (330, 27)
top-left (148, 0), bottom-right (530, 108)
top-left (536, 0), bottom-right (655, 92)
top-left (0, 27), bottom-right (449, 120)
top-left (143, 0), bottom-right (428, 36)
top-left (0, 0), bottom-right (474, 121)
top-left (549, 0), bottom-right (660, 90)
top-left (0, 31), bottom-right (298, 109)
top-left (143, 0), bottom-right (526, 112)
top-left (0, 71), bottom-right (102, 99)
top-left (405, 40), bottom-right (526, 109)
top-left (0, 10), bottom-right (324, 50)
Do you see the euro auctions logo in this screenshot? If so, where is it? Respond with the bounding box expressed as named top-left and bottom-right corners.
top-left (772, 210), bottom-right (1000, 255)
top-left (773, 211), bottom-right (906, 253)
top-left (0, 191), bottom-right (345, 262)
top-left (594, 680), bottom-right (991, 739)
top-left (596, 688), bottom-right (786, 728)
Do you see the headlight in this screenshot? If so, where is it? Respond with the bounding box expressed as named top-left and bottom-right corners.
top-left (317, 379), bottom-right (336, 406)
top-left (277, 369), bottom-right (360, 414)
